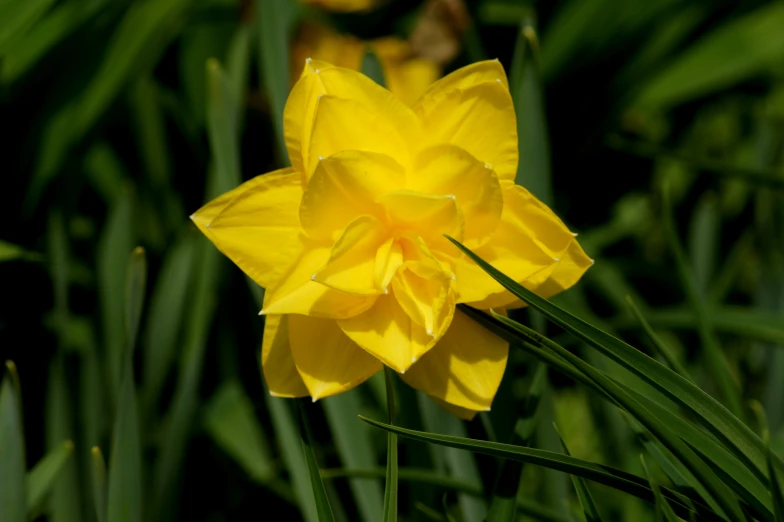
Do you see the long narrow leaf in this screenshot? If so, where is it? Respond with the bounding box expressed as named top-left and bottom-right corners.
top-left (383, 367), bottom-right (398, 522)
top-left (447, 236), bottom-right (774, 482)
top-left (0, 374), bottom-right (25, 522)
top-left (91, 446), bottom-right (108, 522)
top-left (555, 425), bottom-right (602, 521)
top-left (641, 455), bottom-right (680, 522)
top-left (298, 401), bottom-right (336, 522)
top-left (25, 440), bottom-right (73, 515)
top-left (359, 417), bottom-right (721, 521)
top-left (768, 449), bottom-right (784, 521)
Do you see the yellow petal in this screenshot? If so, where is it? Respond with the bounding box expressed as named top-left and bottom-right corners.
top-left (375, 237), bottom-right (403, 291)
top-left (377, 190), bottom-right (464, 252)
top-left (390, 268), bottom-right (453, 336)
top-left (400, 308), bottom-right (508, 412)
top-left (307, 95), bottom-right (412, 177)
top-left (416, 81), bottom-right (517, 182)
top-left (284, 59), bottom-right (335, 178)
top-left (410, 145), bottom-right (503, 246)
top-left (537, 238), bottom-right (593, 299)
top-left (338, 290), bottom-right (453, 373)
top-left (416, 60), bottom-right (510, 104)
top-left (261, 315), bottom-right (308, 397)
top-left (191, 168), bottom-right (302, 288)
top-left (285, 64), bottom-right (419, 179)
top-left (300, 151), bottom-right (404, 240)
top-left (262, 232), bottom-right (376, 318)
top-left (385, 58), bottom-right (441, 107)
top-left (289, 315), bottom-right (382, 400)
top-left (313, 215), bottom-right (388, 295)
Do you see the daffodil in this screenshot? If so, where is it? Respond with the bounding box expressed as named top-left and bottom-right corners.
top-left (292, 23), bottom-right (440, 106)
top-left (191, 59), bottom-right (591, 418)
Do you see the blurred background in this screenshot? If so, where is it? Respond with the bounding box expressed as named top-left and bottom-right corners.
top-left (3, 0), bottom-right (784, 520)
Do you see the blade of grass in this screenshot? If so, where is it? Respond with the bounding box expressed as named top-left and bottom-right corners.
top-left (125, 247), bottom-right (146, 355)
top-left (203, 380), bottom-right (275, 483)
top-left (141, 233), bottom-right (196, 411)
top-left (447, 236), bottom-right (775, 482)
top-left (91, 446), bottom-right (108, 522)
top-left (768, 449), bottom-right (784, 521)
top-left (641, 455), bottom-right (680, 522)
top-left (661, 186), bottom-right (742, 417)
top-left (510, 11), bottom-right (552, 204)
top-left (323, 389), bottom-right (384, 522)
top-left (555, 424), bottom-right (602, 521)
top-left (465, 306), bottom-right (772, 520)
top-left (26, 440), bottom-right (74, 515)
top-left (107, 362), bottom-right (142, 522)
top-left (487, 364), bottom-right (547, 521)
top-left (382, 367), bottom-right (398, 522)
top-left (626, 296), bottom-right (694, 382)
top-left (255, 0), bottom-right (295, 163)
top-left (0, 371), bottom-right (25, 522)
top-left (360, 417), bottom-right (721, 521)
top-left (0, 0), bottom-right (56, 56)
top-left (206, 58), bottom-right (241, 187)
top-left (321, 468), bottom-right (481, 497)
top-left (298, 400), bottom-right (336, 522)
top-left (0, 239), bottom-right (43, 262)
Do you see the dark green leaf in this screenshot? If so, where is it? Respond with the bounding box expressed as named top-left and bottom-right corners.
top-left (555, 425), bottom-right (602, 521)
top-left (382, 367), bottom-right (398, 522)
top-left (641, 455), bottom-right (680, 522)
top-left (768, 449), bottom-right (784, 521)
top-left (298, 401), bottom-right (336, 522)
top-left (107, 363), bottom-right (142, 522)
top-left (0, 373), bottom-right (25, 522)
top-left (26, 440), bottom-right (73, 515)
top-left (91, 446), bottom-right (108, 522)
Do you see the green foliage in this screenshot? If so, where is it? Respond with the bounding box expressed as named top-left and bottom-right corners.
top-left (5, 0), bottom-right (784, 521)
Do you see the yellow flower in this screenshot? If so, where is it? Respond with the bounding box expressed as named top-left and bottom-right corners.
top-left (291, 23), bottom-right (440, 106)
top-left (192, 59), bottom-right (592, 418)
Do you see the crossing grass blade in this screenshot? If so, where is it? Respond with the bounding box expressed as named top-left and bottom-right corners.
top-left (298, 401), bottom-right (336, 522)
top-left (382, 367), bottom-right (398, 522)
top-left (768, 449), bottom-right (784, 521)
top-left (626, 296), bottom-right (694, 382)
top-left (555, 424), bottom-right (602, 521)
top-left (446, 236), bottom-right (776, 483)
top-left (0, 373), bottom-right (25, 522)
top-left (359, 416), bottom-right (721, 521)
top-left (26, 440), bottom-right (74, 515)
top-left (661, 186), bottom-right (741, 417)
top-left (463, 305), bottom-right (773, 521)
top-left (641, 455), bottom-right (680, 522)
top-left (486, 364), bottom-right (547, 521)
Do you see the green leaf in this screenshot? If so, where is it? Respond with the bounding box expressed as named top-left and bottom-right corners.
top-left (0, 0), bottom-right (56, 57)
top-left (97, 189), bottom-right (134, 402)
top-left (124, 246), bottom-right (147, 356)
top-left (255, 0), bottom-right (295, 163)
top-left (321, 467), bottom-right (482, 497)
top-left (0, 0), bottom-right (106, 83)
top-left (768, 449), bottom-right (784, 521)
top-left (382, 368), bottom-right (398, 522)
top-left (0, 239), bottom-right (43, 262)
top-left (555, 425), bottom-right (602, 521)
top-left (361, 47), bottom-right (386, 87)
top-left (151, 242), bottom-right (218, 520)
top-left (641, 455), bottom-right (680, 522)
top-left (206, 58), bottom-right (242, 193)
top-left (510, 13), bottom-right (552, 204)
top-left (626, 296), bottom-right (694, 382)
top-left (447, 236), bottom-right (773, 484)
top-left (298, 401), bottom-right (336, 522)
top-left (203, 380), bottom-right (274, 483)
top-left (91, 446), bottom-right (108, 522)
top-left (0, 372), bottom-right (25, 522)
top-left (634, 2), bottom-right (784, 107)
top-left (661, 186), bottom-right (741, 417)
top-left (26, 440), bottom-right (74, 515)
top-left (487, 364), bottom-right (547, 521)
top-left (142, 233), bottom-right (196, 410)
top-left (464, 306), bottom-right (773, 521)
top-left (107, 363), bottom-right (142, 522)
top-left (26, 0), bottom-right (191, 211)
top-left (490, 312), bottom-right (745, 521)
top-left (323, 389), bottom-right (384, 522)
top-left (359, 416), bottom-right (718, 521)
